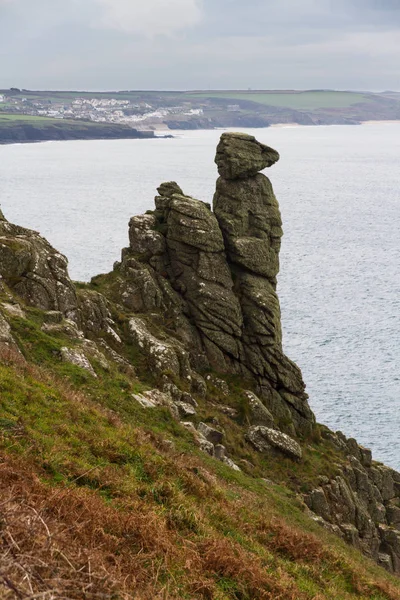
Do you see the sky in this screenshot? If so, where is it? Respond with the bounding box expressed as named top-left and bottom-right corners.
top-left (0, 0), bottom-right (399, 91)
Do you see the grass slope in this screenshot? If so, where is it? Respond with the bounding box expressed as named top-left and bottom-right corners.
top-left (0, 300), bottom-right (400, 599)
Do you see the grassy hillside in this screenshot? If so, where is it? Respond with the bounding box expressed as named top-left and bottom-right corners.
top-left (1, 299), bottom-right (400, 599)
top-left (184, 91), bottom-right (372, 110)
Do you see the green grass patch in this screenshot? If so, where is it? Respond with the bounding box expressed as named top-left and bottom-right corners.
top-left (185, 90), bottom-right (372, 110)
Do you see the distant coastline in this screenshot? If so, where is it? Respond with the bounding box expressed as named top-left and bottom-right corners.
top-left (0, 118), bottom-right (157, 145)
top-left (1, 88), bottom-right (399, 145)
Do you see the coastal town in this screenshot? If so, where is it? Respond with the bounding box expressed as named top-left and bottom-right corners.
top-left (0, 90), bottom-right (204, 129)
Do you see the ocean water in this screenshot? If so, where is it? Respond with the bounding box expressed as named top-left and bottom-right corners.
top-left (1, 124), bottom-right (399, 469)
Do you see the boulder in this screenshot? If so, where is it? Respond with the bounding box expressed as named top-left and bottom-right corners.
top-left (205, 374), bottom-right (230, 396)
top-left (175, 401), bottom-right (196, 418)
top-left (1, 302), bottom-right (25, 319)
top-left (181, 422), bottom-right (215, 457)
top-left (214, 444), bottom-right (226, 460)
top-left (215, 132), bottom-right (279, 180)
top-left (60, 347), bottom-right (96, 377)
top-left (244, 390), bottom-right (275, 427)
top-left (247, 425), bottom-right (302, 460)
top-left (223, 457), bottom-right (241, 471)
top-left (198, 422), bottom-right (224, 445)
top-left (132, 389), bottom-right (171, 409)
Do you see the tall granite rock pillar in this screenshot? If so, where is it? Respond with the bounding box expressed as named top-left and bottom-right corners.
top-left (118, 132), bottom-right (315, 435)
top-left (213, 133), bottom-right (314, 434)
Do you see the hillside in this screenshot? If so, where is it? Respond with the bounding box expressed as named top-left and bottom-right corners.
top-left (0, 89), bottom-right (399, 141)
top-left (0, 113), bottom-right (154, 144)
top-left (1, 134), bottom-right (400, 599)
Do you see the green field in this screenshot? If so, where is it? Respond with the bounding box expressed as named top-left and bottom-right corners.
top-left (0, 113), bottom-right (103, 128)
top-left (0, 113), bottom-right (60, 124)
top-left (185, 90), bottom-right (372, 109)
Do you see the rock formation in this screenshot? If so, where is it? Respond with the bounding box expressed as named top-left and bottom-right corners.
top-left (3, 132), bottom-right (400, 574)
top-left (116, 132), bottom-right (314, 437)
top-left (0, 211), bottom-right (77, 319)
top-left (214, 133), bottom-right (313, 435)
top-left (305, 429), bottom-right (400, 573)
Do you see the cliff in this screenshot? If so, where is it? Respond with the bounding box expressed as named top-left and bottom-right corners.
top-left (0, 117), bottom-right (154, 144)
top-left (0, 134), bottom-right (400, 599)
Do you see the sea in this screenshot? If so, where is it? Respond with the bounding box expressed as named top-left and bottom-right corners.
top-left (1, 123), bottom-right (399, 469)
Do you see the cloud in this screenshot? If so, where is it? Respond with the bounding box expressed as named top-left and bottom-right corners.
top-left (0, 0), bottom-right (399, 90)
top-left (92, 0), bottom-right (203, 36)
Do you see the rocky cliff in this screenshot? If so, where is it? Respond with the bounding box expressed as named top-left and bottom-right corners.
top-left (0, 119), bottom-right (155, 144)
top-left (1, 133), bottom-right (400, 583)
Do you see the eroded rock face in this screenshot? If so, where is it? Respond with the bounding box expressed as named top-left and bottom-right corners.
top-left (77, 289), bottom-right (121, 343)
top-left (164, 194), bottom-right (244, 368)
top-left (305, 431), bottom-right (400, 573)
top-left (0, 214), bottom-right (78, 320)
top-left (128, 317), bottom-right (191, 380)
top-left (0, 311), bottom-right (23, 357)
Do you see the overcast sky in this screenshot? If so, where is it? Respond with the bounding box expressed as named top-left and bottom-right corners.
top-left (0, 0), bottom-right (399, 91)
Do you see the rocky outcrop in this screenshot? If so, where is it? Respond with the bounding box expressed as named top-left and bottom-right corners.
top-left (305, 430), bottom-right (400, 573)
top-left (0, 213), bottom-right (122, 348)
top-left (0, 310), bottom-right (23, 357)
top-left (0, 212), bottom-right (78, 320)
top-left (116, 133), bottom-right (314, 437)
top-left (77, 289), bottom-right (121, 343)
top-left (128, 317), bottom-right (191, 380)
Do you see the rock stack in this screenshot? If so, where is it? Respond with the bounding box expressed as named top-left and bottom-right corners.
top-left (214, 133), bottom-right (313, 434)
top-left (118, 132), bottom-right (315, 436)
